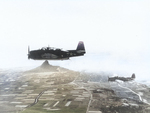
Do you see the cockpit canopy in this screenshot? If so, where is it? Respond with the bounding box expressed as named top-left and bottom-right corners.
top-left (40, 47), bottom-right (61, 51)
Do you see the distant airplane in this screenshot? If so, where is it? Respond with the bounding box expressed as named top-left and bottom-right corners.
top-left (108, 73), bottom-right (135, 82)
top-left (28, 41), bottom-right (86, 60)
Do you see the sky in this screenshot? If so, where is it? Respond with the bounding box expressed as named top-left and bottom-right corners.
top-left (0, 0), bottom-right (150, 82)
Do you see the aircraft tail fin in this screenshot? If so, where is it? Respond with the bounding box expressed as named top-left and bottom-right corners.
top-left (131, 73), bottom-right (135, 79)
top-left (76, 41), bottom-right (85, 51)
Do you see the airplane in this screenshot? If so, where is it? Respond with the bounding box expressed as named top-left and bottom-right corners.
top-left (28, 41), bottom-right (86, 60)
top-left (108, 73), bottom-right (135, 82)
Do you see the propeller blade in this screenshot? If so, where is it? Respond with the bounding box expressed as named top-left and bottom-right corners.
top-left (28, 46), bottom-right (30, 59)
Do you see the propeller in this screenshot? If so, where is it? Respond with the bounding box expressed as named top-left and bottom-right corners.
top-left (28, 46), bottom-right (30, 59)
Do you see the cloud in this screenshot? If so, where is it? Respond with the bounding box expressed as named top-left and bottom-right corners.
top-left (0, 0), bottom-right (149, 83)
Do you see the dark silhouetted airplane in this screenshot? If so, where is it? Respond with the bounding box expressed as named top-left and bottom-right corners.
top-left (108, 73), bottom-right (135, 82)
top-left (28, 41), bottom-right (86, 60)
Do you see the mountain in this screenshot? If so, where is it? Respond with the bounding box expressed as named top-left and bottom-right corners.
top-left (24, 60), bottom-right (69, 73)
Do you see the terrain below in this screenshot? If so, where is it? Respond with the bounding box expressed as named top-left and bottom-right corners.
top-left (0, 61), bottom-right (150, 113)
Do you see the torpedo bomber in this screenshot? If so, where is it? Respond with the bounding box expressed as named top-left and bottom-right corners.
top-left (28, 41), bottom-right (86, 60)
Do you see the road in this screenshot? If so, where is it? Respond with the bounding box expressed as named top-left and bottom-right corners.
top-left (110, 81), bottom-right (150, 105)
top-left (28, 89), bottom-right (48, 107)
top-left (117, 83), bottom-right (150, 105)
top-left (70, 73), bottom-right (93, 113)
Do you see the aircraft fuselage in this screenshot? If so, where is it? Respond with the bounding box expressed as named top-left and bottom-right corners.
top-left (28, 41), bottom-right (86, 60)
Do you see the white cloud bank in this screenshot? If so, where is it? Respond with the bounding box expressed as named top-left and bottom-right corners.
top-left (0, 0), bottom-right (150, 82)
